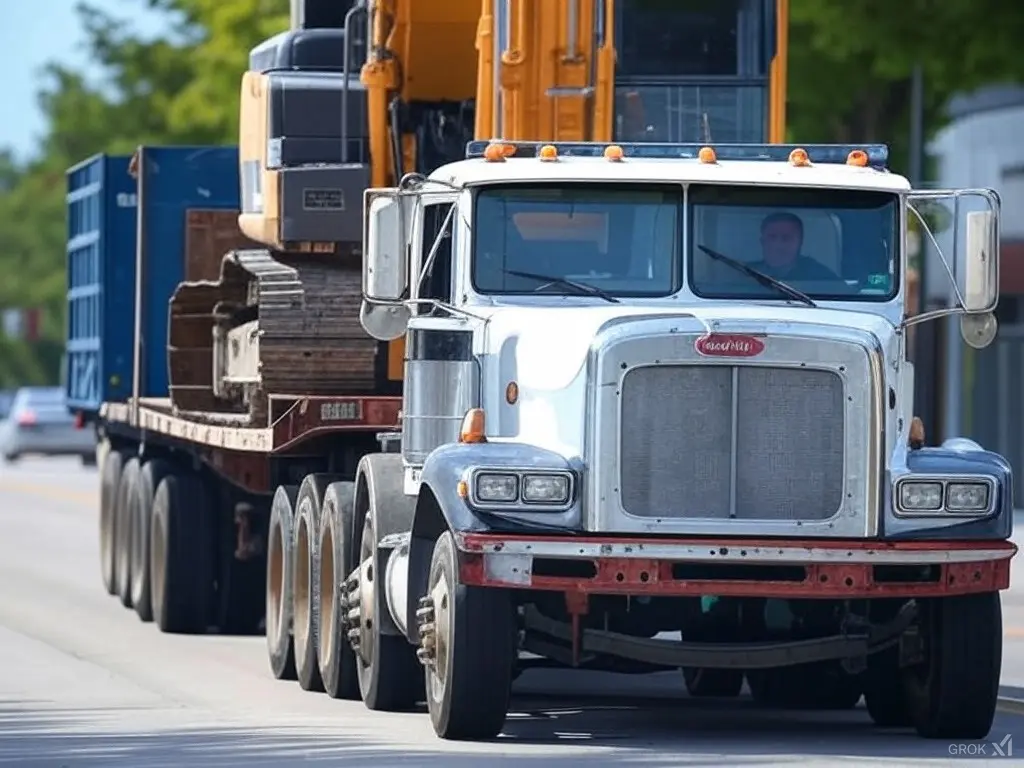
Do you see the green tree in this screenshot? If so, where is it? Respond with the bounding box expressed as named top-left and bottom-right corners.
top-left (788, 0), bottom-right (1024, 174)
top-left (0, 0), bottom-right (287, 387)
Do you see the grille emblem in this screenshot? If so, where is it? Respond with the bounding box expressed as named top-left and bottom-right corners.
top-left (695, 334), bottom-right (765, 357)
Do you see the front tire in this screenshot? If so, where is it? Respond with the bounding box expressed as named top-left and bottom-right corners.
top-left (906, 592), bottom-right (1002, 740)
top-left (424, 530), bottom-right (516, 740)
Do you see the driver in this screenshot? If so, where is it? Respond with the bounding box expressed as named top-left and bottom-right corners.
top-left (752, 212), bottom-right (841, 281)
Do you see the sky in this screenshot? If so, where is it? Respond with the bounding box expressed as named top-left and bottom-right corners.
top-left (3, 0), bottom-right (165, 160)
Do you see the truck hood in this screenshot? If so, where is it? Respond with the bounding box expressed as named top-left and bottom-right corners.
top-left (481, 303), bottom-right (896, 391)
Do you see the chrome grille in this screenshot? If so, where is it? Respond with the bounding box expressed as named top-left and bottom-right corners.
top-left (619, 365), bottom-right (845, 521)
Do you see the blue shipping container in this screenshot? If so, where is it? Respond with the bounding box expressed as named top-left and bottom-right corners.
top-left (65, 154), bottom-right (137, 413)
top-left (64, 146), bottom-right (243, 414)
top-left (134, 146), bottom-right (241, 399)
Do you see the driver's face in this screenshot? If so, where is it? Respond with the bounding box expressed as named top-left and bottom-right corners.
top-left (760, 220), bottom-right (801, 269)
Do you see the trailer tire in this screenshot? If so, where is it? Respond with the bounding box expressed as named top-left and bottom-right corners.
top-left (683, 667), bottom-right (744, 698)
top-left (266, 485), bottom-right (299, 680)
top-left (318, 480), bottom-right (360, 700)
top-left (130, 458), bottom-right (172, 622)
top-left (150, 472), bottom-right (215, 634)
top-left (293, 473), bottom-right (341, 693)
top-left (423, 530), bottom-right (515, 740)
top-left (114, 457), bottom-right (141, 608)
top-left (906, 592), bottom-right (1001, 740)
top-left (355, 512), bottom-right (423, 711)
top-left (99, 448), bottom-right (126, 595)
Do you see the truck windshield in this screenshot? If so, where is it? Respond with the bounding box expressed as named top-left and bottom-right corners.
top-left (472, 184), bottom-right (682, 298)
top-left (688, 185), bottom-right (899, 302)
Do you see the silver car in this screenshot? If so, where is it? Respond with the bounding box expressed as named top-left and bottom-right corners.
top-left (0, 390), bottom-right (14, 421)
top-left (0, 387), bottom-right (96, 465)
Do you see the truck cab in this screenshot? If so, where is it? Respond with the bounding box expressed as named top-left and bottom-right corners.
top-left (365, 141), bottom-right (1005, 541)
top-left (353, 140), bottom-right (1013, 742)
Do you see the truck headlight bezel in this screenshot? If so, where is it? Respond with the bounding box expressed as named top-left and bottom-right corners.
top-left (894, 476), bottom-right (996, 516)
top-left (468, 468), bottom-right (575, 511)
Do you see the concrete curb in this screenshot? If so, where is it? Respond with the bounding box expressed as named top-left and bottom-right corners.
top-left (997, 696), bottom-right (1024, 715)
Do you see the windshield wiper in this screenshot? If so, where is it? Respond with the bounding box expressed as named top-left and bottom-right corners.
top-left (503, 268), bottom-right (620, 304)
top-left (697, 244), bottom-right (816, 308)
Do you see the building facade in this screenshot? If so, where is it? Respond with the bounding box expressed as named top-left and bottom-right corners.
top-left (932, 85), bottom-right (1024, 504)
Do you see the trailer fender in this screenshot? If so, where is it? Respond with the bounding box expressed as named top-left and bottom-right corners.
top-left (403, 442), bottom-right (583, 644)
top-left (354, 453), bottom-right (416, 637)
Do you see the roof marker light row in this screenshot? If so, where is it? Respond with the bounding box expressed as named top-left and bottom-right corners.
top-left (467, 141), bottom-right (887, 169)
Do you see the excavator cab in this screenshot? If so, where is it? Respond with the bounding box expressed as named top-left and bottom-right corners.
top-left (238, 5), bottom-right (370, 256)
top-left (613, 0), bottom-right (778, 144)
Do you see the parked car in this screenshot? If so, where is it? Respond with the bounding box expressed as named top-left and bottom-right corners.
top-left (0, 389), bottom-right (14, 420)
top-left (0, 386), bottom-right (96, 465)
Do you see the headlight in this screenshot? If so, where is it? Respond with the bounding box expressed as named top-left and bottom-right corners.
top-left (899, 481), bottom-right (942, 511)
top-left (522, 473), bottom-right (571, 505)
top-left (947, 482), bottom-right (990, 512)
top-left (474, 472), bottom-right (518, 503)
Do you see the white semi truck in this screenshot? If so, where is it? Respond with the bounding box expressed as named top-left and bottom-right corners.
top-left (348, 139), bottom-right (1013, 740)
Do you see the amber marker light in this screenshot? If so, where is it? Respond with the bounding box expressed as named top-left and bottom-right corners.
top-left (459, 408), bottom-right (487, 443)
top-left (538, 145), bottom-right (558, 161)
top-left (483, 143), bottom-right (506, 162)
top-left (847, 150), bottom-right (868, 167)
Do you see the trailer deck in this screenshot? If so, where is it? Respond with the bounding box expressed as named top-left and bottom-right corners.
top-left (100, 394), bottom-right (402, 492)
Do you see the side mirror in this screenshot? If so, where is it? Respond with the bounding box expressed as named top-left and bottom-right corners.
top-left (961, 210), bottom-right (998, 313)
top-left (363, 191), bottom-right (408, 302)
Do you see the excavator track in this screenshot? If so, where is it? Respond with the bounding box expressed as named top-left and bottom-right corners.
top-left (168, 248), bottom-right (379, 422)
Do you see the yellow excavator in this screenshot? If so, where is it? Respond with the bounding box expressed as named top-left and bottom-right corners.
top-left (167, 0), bottom-right (788, 421)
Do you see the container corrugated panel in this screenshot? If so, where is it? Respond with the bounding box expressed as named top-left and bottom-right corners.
top-left (135, 146), bottom-right (241, 399)
top-left (65, 154), bottom-right (137, 413)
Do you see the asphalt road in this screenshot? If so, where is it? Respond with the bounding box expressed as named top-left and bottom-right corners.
top-left (2, 456), bottom-right (1024, 766)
